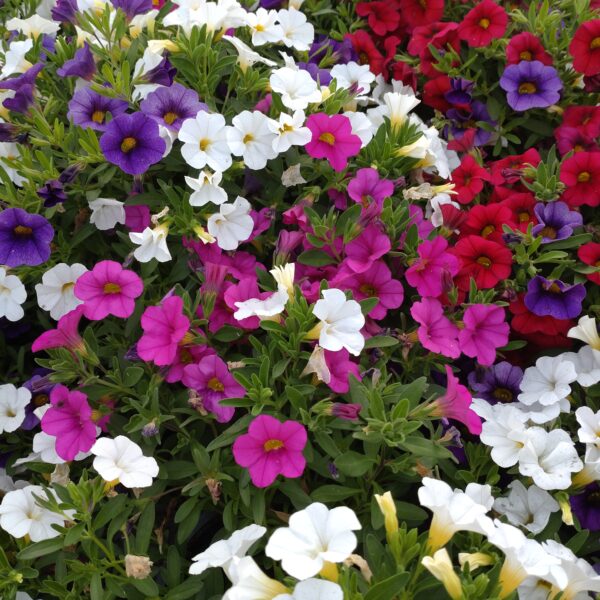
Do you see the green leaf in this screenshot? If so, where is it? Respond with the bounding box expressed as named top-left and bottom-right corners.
top-left (400, 436), bottom-right (454, 460)
top-left (123, 367), bottom-right (144, 387)
top-left (364, 572), bottom-right (411, 600)
top-left (364, 335), bottom-right (399, 349)
top-left (17, 537), bottom-right (64, 560)
top-left (135, 502), bottom-right (155, 554)
top-left (90, 573), bottom-right (103, 600)
top-left (94, 494), bottom-right (127, 530)
top-left (63, 522), bottom-right (85, 546)
top-left (130, 577), bottom-right (159, 596)
top-left (311, 485), bottom-right (361, 502)
top-left (334, 451), bottom-right (376, 477)
top-left (297, 249), bottom-right (336, 267)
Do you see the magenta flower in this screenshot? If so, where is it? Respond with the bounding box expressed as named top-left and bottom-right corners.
top-left (324, 349), bottom-right (361, 394)
top-left (410, 298), bottom-right (460, 359)
top-left (305, 113), bottom-right (361, 172)
top-left (137, 296), bottom-right (190, 366)
top-left (430, 365), bottom-right (482, 435)
top-left (74, 260), bottom-right (143, 320)
top-left (182, 355), bottom-right (245, 423)
top-left (32, 305), bottom-right (86, 354)
top-left (347, 167), bottom-right (394, 208)
top-left (41, 385), bottom-right (97, 461)
top-left (405, 238), bottom-right (459, 298)
top-left (165, 344), bottom-right (216, 384)
top-left (344, 224), bottom-right (391, 273)
top-left (458, 304), bottom-right (509, 366)
top-left (232, 415), bottom-right (307, 488)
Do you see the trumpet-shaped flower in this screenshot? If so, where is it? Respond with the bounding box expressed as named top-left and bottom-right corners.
top-left (269, 67), bottom-right (321, 111)
top-left (0, 267), bottom-right (26, 322)
top-left (129, 225), bottom-right (172, 263)
top-left (0, 384), bottom-right (31, 433)
top-left (207, 196), bottom-right (254, 251)
top-left (223, 557), bottom-right (289, 600)
top-left (185, 171), bottom-right (228, 206)
top-left (227, 111), bottom-right (278, 170)
top-left (179, 112), bottom-right (233, 172)
top-left (35, 263), bottom-right (87, 320)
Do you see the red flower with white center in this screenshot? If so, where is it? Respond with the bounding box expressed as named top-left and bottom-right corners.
top-left (506, 32), bottom-right (553, 66)
top-left (570, 19), bottom-right (600, 76)
top-left (458, 0), bottom-right (508, 48)
top-left (560, 151), bottom-right (600, 207)
top-left (451, 155), bottom-right (491, 204)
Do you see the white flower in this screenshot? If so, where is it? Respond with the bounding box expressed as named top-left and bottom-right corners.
top-left (227, 111), bottom-right (278, 170)
top-left (330, 62), bottom-right (375, 99)
top-left (207, 196), bottom-right (254, 251)
top-left (245, 8), bottom-right (283, 46)
top-left (91, 436), bottom-right (159, 488)
top-left (417, 478), bottom-right (493, 550)
top-left (35, 263), bottom-right (87, 320)
top-left (163, 1), bottom-right (228, 34)
top-left (0, 485), bottom-right (69, 542)
top-left (1, 39), bottom-right (33, 78)
top-left (129, 225), bottom-right (172, 263)
top-left (518, 428), bottom-right (583, 490)
top-left (344, 111), bottom-right (376, 148)
top-left (268, 110), bottom-right (311, 153)
top-left (270, 264), bottom-right (295, 300)
top-left (568, 315), bottom-right (600, 350)
top-left (562, 346), bottom-right (600, 387)
top-left (472, 400), bottom-right (536, 468)
top-left (276, 9), bottom-right (314, 51)
top-left (265, 502), bottom-right (361, 580)
top-left (367, 91), bottom-right (420, 130)
top-left (274, 579), bottom-right (343, 600)
top-left (311, 288), bottom-right (365, 356)
top-left (223, 557), bottom-right (289, 600)
top-left (234, 288), bottom-right (289, 321)
top-left (0, 142), bottom-right (26, 186)
top-left (158, 124), bottom-right (176, 157)
top-left (0, 384), bottom-right (30, 433)
top-left (0, 267), bottom-right (26, 322)
top-left (88, 197), bottom-right (126, 231)
top-left (6, 15), bottom-right (59, 38)
top-left (185, 171), bottom-right (228, 206)
top-left (493, 481), bottom-right (559, 534)
top-left (428, 193), bottom-right (461, 229)
top-left (269, 67), bottom-right (321, 111)
top-left (0, 468), bottom-right (28, 493)
top-left (131, 48), bottom-right (164, 100)
top-left (189, 524), bottom-right (266, 577)
top-left (420, 125), bottom-right (458, 179)
top-left (575, 406), bottom-right (600, 464)
top-left (129, 9), bottom-right (159, 37)
top-left (222, 35), bottom-right (277, 72)
top-left (421, 548), bottom-right (462, 600)
top-left (301, 345), bottom-right (331, 384)
top-left (179, 112), bottom-right (233, 172)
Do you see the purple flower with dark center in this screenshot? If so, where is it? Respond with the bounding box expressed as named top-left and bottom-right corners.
top-left (37, 179), bottom-right (67, 207)
top-left (532, 201), bottom-right (583, 243)
top-left (446, 100), bottom-right (495, 146)
top-left (468, 361), bottom-right (523, 405)
top-left (22, 372), bottom-right (55, 430)
top-left (0, 207), bottom-right (54, 267)
top-left (99, 112), bottom-right (165, 175)
top-left (67, 88), bottom-right (128, 131)
top-left (51, 0), bottom-right (78, 23)
top-left (571, 484), bottom-right (600, 531)
top-left (111, 0), bottom-right (152, 19)
top-left (445, 78), bottom-right (474, 105)
top-left (0, 63), bottom-right (43, 114)
top-left (140, 83), bottom-right (206, 130)
top-left (57, 43), bottom-right (96, 80)
top-left (309, 35), bottom-right (357, 65)
top-left (500, 60), bottom-right (562, 111)
top-left (143, 56), bottom-right (176, 86)
top-left (524, 275), bottom-right (586, 319)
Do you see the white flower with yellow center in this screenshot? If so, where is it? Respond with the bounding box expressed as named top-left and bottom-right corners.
top-left (129, 225), bottom-right (172, 263)
top-left (268, 111), bottom-right (311, 153)
top-left (6, 15), bottom-right (59, 38)
top-left (245, 8), bottom-right (283, 46)
top-left (35, 263), bottom-right (88, 320)
top-left (1, 39), bottom-right (33, 78)
top-left (227, 111), bottom-right (278, 170)
top-left (276, 8), bottom-right (314, 51)
top-left (179, 112), bottom-right (233, 172)
top-left (568, 315), bottom-right (600, 350)
top-left (185, 171), bottom-right (228, 206)
top-left (331, 62), bottom-right (375, 99)
top-left (207, 196), bottom-right (254, 251)
top-left (0, 384), bottom-right (30, 434)
top-left (223, 557), bottom-right (289, 600)
top-left (0, 267), bottom-right (26, 322)
top-left (88, 197), bottom-right (126, 231)
top-left (269, 67), bottom-right (321, 111)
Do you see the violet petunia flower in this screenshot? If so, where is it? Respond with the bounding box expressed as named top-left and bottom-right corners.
top-left (99, 112), bottom-right (166, 175)
top-left (524, 276), bottom-right (586, 319)
top-left (500, 60), bottom-right (562, 111)
top-left (51, 0), bottom-right (78, 23)
top-left (57, 43), bottom-right (96, 80)
top-left (298, 62), bottom-right (332, 85)
top-left (571, 484), bottom-right (600, 531)
top-left (21, 372), bottom-right (55, 430)
top-left (447, 100), bottom-right (495, 147)
top-left (37, 179), bottom-right (67, 207)
top-left (140, 83), bottom-right (207, 130)
top-left (111, 0), bottom-right (153, 19)
top-left (532, 201), bottom-right (583, 243)
top-left (0, 207), bottom-right (54, 267)
top-left (445, 78), bottom-right (474, 105)
top-left (67, 88), bottom-right (128, 132)
top-left (468, 361), bottom-right (523, 405)
top-left (143, 55), bottom-right (176, 86)
top-left (0, 63), bottom-right (44, 114)
top-left (309, 35), bottom-right (357, 65)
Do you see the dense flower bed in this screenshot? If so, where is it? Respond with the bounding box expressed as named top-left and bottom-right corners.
top-left (1, 0), bottom-right (600, 598)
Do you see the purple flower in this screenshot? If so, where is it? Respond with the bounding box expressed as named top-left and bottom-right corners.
top-left (309, 35), bottom-right (357, 65)
top-left (143, 56), bottom-right (176, 86)
top-left (445, 78), bottom-right (474, 105)
top-left (0, 123), bottom-right (19, 142)
top-left (532, 201), bottom-right (583, 243)
top-left (67, 88), bottom-right (128, 132)
top-left (0, 63), bottom-right (43, 114)
top-left (99, 112), bottom-right (165, 175)
top-left (140, 83), bottom-right (206, 130)
top-left (37, 180), bottom-right (67, 207)
top-left (571, 484), bottom-right (600, 531)
top-left (468, 361), bottom-right (523, 405)
top-left (500, 60), bottom-right (562, 111)
top-left (347, 168), bottom-right (394, 208)
top-left (111, 0), bottom-right (152, 19)
top-left (51, 0), bottom-right (78, 23)
top-left (57, 43), bottom-right (96, 80)
top-left (0, 208), bottom-right (54, 267)
top-left (298, 62), bottom-right (332, 85)
top-left (447, 101), bottom-right (495, 146)
top-left (22, 372), bottom-right (55, 431)
top-left (524, 276), bottom-right (586, 319)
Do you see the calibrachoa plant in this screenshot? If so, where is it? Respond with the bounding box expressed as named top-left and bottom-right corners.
top-left (1, 0), bottom-right (600, 599)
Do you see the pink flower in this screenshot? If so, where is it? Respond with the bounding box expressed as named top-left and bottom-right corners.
top-left (430, 365), bottom-right (482, 435)
top-left (31, 305), bottom-right (85, 354)
top-left (41, 385), bottom-right (97, 461)
top-left (324, 349), bottom-right (361, 394)
top-left (232, 415), bottom-right (307, 488)
top-left (344, 225), bottom-right (391, 273)
top-left (347, 167), bottom-right (394, 208)
top-left (410, 298), bottom-right (460, 358)
top-left (305, 113), bottom-right (361, 172)
top-left (137, 296), bottom-right (190, 366)
top-left (165, 344), bottom-right (216, 384)
top-left (182, 355), bottom-right (245, 423)
top-left (458, 304), bottom-right (509, 366)
top-left (337, 261), bottom-right (403, 320)
top-left (331, 402), bottom-right (362, 420)
top-left (405, 238), bottom-right (459, 298)
top-left (124, 204), bottom-right (151, 232)
top-left (74, 260), bottom-right (143, 320)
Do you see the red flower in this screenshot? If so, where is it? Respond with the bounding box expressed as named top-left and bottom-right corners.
top-left (346, 30), bottom-right (385, 75)
top-left (356, 1), bottom-right (401, 36)
top-left (506, 32), bottom-right (553, 66)
top-left (448, 128), bottom-right (477, 152)
top-left (570, 19), bottom-right (600, 76)
top-left (453, 235), bottom-right (513, 291)
top-left (451, 155), bottom-right (491, 204)
top-left (560, 151), bottom-right (600, 207)
top-left (390, 62), bottom-right (417, 90)
top-left (458, 0), bottom-right (508, 48)
top-left (408, 22), bottom-right (461, 78)
top-left (554, 125), bottom-right (598, 156)
top-left (399, 0), bottom-right (445, 30)
top-left (380, 36), bottom-right (402, 80)
top-left (578, 242), bottom-right (600, 285)
top-left (561, 105), bottom-right (600, 138)
top-left (489, 149), bottom-right (541, 186)
top-left (461, 204), bottom-right (515, 243)
top-left (423, 76), bottom-right (452, 112)
top-left (502, 191), bottom-right (538, 232)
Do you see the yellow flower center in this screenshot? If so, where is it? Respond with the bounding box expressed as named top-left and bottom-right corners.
top-left (481, 224), bottom-right (495, 238)
top-left (591, 37), bottom-right (600, 50)
top-left (199, 138), bottom-right (210, 151)
top-left (578, 171), bottom-right (591, 182)
top-left (519, 50), bottom-right (532, 60)
top-left (13, 225), bottom-right (32, 236)
top-left (103, 283), bottom-right (121, 294)
top-left (319, 132), bottom-right (336, 145)
top-left (120, 137), bottom-right (137, 153)
top-left (263, 439), bottom-right (284, 452)
top-left (62, 282), bottom-right (75, 293)
top-left (207, 377), bottom-right (224, 392)
top-left (92, 110), bottom-right (105, 124)
top-left (518, 82), bottom-right (537, 94)
top-left (479, 18), bottom-right (490, 29)
top-left (243, 133), bottom-right (254, 144)
top-left (163, 111), bottom-right (178, 125)
top-left (476, 256), bottom-right (492, 267)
